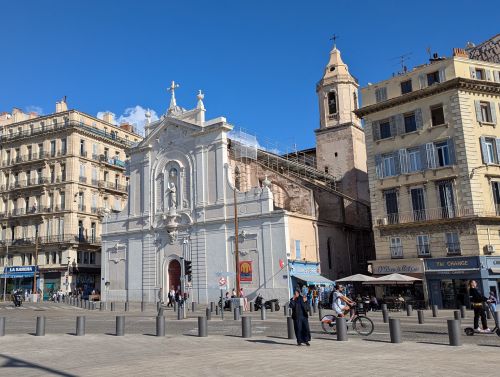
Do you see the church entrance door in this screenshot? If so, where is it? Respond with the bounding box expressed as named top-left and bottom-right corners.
top-left (168, 260), bottom-right (181, 291)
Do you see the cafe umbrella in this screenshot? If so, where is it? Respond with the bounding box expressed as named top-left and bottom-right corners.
top-left (362, 273), bottom-right (421, 285)
top-left (336, 274), bottom-right (377, 282)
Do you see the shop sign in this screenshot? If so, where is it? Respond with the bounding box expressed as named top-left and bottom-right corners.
top-left (372, 260), bottom-right (423, 274)
top-left (288, 261), bottom-right (320, 275)
top-left (485, 257), bottom-right (500, 269)
top-left (239, 261), bottom-right (252, 282)
top-left (425, 257), bottom-right (479, 271)
top-left (5, 266), bottom-right (38, 273)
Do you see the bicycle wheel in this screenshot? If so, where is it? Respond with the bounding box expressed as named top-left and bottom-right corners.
top-left (321, 321), bottom-right (337, 335)
top-left (352, 315), bottom-right (374, 336)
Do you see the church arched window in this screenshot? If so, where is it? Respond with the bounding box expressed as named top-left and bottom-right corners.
top-left (328, 91), bottom-right (337, 115)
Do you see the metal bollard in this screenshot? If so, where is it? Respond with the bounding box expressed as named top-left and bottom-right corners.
top-left (406, 304), bottom-right (413, 316)
top-left (156, 316), bottom-right (165, 337)
top-left (249, 302), bottom-right (254, 312)
top-left (261, 307), bottom-right (266, 320)
top-left (116, 316), bottom-right (125, 336)
top-left (453, 310), bottom-right (461, 322)
top-left (432, 305), bottom-right (438, 317)
top-left (111, 302), bottom-right (115, 312)
top-left (210, 302), bottom-right (214, 313)
top-left (177, 305), bottom-right (182, 320)
top-left (0, 317), bottom-right (5, 336)
top-left (206, 307), bottom-right (212, 321)
top-left (447, 319), bottom-right (461, 346)
top-left (417, 310), bottom-right (424, 324)
top-left (198, 316), bottom-right (207, 337)
top-left (36, 316), bottom-right (46, 336)
top-left (141, 301), bottom-right (146, 312)
top-left (76, 316), bottom-right (85, 336)
top-left (241, 316), bottom-right (252, 338)
top-left (239, 305), bottom-right (243, 315)
top-left (382, 309), bottom-right (389, 323)
top-left (283, 305), bottom-right (288, 317)
top-left (99, 302), bottom-right (104, 311)
top-left (313, 303), bottom-right (317, 314)
top-left (80, 299), bottom-right (83, 309)
top-left (271, 303), bottom-right (275, 313)
top-left (125, 302), bottom-right (129, 312)
top-left (336, 317), bottom-right (348, 341)
top-left (174, 301), bottom-right (177, 312)
top-left (389, 318), bottom-right (402, 343)
top-left (234, 307), bottom-right (240, 321)
top-left (215, 305), bottom-right (219, 316)
top-left (229, 300), bottom-right (234, 312)
top-left (157, 302), bottom-right (161, 312)
top-left (460, 305), bottom-right (466, 319)
top-left (192, 302), bottom-right (197, 312)
top-left (158, 307), bottom-right (165, 316)
top-left (494, 310), bottom-right (500, 326)
top-left (381, 303), bottom-right (388, 312)
top-left (318, 307), bottom-right (323, 321)
top-left (287, 317), bottom-right (295, 339)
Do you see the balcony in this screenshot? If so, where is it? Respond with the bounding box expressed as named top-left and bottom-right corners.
top-left (78, 205), bottom-right (87, 212)
top-left (0, 234), bottom-right (101, 248)
top-left (390, 246), bottom-right (403, 259)
top-left (99, 180), bottom-right (127, 193)
top-left (79, 176), bottom-right (87, 183)
top-left (376, 206), bottom-right (500, 228)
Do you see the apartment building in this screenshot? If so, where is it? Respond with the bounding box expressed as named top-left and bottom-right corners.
top-left (356, 45), bottom-right (500, 308)
top-left (0, 99), bottom-right (142, 300)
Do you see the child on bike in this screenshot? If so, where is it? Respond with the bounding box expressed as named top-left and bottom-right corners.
top-left (332, 284), bottom-right (355, 317)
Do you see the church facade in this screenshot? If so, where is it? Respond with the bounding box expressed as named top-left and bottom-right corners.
top-left (101, 45), bottom-right (374, 304)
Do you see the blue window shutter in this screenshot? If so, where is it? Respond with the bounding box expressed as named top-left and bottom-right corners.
top-left (494, 71), bottom-right (500, 83)
top-left (418, 74), bottom-right (426, 89)
top-left (470, 67), bottom-right (476, 79)
top-left (390, 116), bottom-right (397, 137)
top-left (495, 138), bottom-right (500, 163)
top-left (372, 121), bottom-right (380, 141)
top-left (419, 144), bottom-right (427, 170)
top-left (393, 151), bottom-right (401, 175)
top-left (447, 138), bottom-right (456, 165)
top-left (486, 70), bottom-right (492, 81)
top-left (475, 100), bottom-right (483, 122)
top-left (375, 155), bottom-right (382, 178)
top-left (396, 114), bottom-right (405, 134)
top-left (426, 143), bottom-right (436, 168)
top-left (490, 102), bottom-right (497, 125)
top-left (438, 68), bottom-right (446, 83)
top-left (415, 108), bottom-right (423, 130)
top-left (480, 136), bottom-right (488, 164)
top-left (399, 149), bottom-right (408, 174)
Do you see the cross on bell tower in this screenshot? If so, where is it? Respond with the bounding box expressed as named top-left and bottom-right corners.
top-left (167, 80), bottom-right (180, 113)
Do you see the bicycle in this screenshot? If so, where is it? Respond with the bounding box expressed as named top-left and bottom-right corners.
top-left (321, 304), bottom-right (374, 336)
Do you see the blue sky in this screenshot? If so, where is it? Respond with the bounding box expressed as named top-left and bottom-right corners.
top-left (0, 1), bottom-right (498, 150)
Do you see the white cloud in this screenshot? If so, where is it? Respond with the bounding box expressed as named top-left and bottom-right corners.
top-left (97, 106), bottom-right (159, 134)
top-left (25, 105), bottom-right (43, 115)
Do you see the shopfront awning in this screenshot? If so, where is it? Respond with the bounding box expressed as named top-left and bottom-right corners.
top-left (490, 268), bottom-right (500, 274)
top-left (292, 273), bottom-right (334, 286)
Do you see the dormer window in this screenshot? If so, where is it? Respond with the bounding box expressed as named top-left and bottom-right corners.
top-left (327, 92), bottom-right (337, 115)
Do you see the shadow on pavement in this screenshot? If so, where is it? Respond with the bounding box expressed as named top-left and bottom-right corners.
top-left (407, 330), bottom-right (447, 335)
top-left (245, 339), bottom-right (296, 346)
top-left (416, 341), bottom-right (449, 347)
top-left (478, 344), bottom-right (500, 348)
top-left (0, 354), bottom-right (77, 377)
top-left (362, 338), bottom-right (390, 344)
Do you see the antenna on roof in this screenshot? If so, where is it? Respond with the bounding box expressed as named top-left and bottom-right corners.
top-left (390, 52), bottom-right (412, 75)
top-left (426, 46), bottom-right (432, 59)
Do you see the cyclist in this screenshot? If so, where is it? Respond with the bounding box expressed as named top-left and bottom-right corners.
top-left (332, 284), bottom-right (355, 317)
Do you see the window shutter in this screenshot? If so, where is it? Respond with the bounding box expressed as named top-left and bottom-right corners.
top-left (374, 155), bottom-right (382, 178)
top-left (419, 144), bottom-right (428, 170)
top-left (474, 100), bottom-right (483, 122)
top-left (469, 67), bottom-right (476, 79)
top-left (393, 151), bottom-right (401, 175)
top-left (494, 71), bottom-right (500, 83)
top-left (372, 121), bottom-right (380, 141)
top-left (495, 139), bottom-right (500, 163)
top-left (438, 68), bottom-right (446, 83)
top-left (490, 102), bottom-right (497, 125)
top-left (396, 114), bottom-right (405, 134)
top-left (418, 74), bottom-right (426, 89)
top-left (426, 143), bottom-right (436, 168)
top-left (415, 108), bottom-right (423, 130)
top-left (390, 116), bottom-right (397, 137)
top-left (447, 138), bottom-right (456, 165)
top-left (480, 136), bottom-right (488, 164)
top-left (399, 149), bottom-right (408, 174)
top-left (486, 70), bottom-right (492, 81)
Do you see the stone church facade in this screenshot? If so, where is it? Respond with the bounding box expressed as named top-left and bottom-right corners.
top-left (101, 45), bottom-right (374, 304)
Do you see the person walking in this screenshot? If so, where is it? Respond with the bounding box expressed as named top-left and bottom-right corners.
top-left (469, 280), bottom-right (491, 333)
top-left (289, 288), bottom-right (311, 346)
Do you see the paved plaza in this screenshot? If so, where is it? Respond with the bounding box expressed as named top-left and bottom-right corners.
top-left (0, 302), bottom-right (499, 376)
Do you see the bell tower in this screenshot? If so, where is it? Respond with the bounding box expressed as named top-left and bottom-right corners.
top-left (315, 43), bottom-right (368, 202)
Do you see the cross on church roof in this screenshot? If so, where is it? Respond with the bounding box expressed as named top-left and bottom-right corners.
top-left (167, 80), bottom-right (180, 112)
top-left (330, 34), bottom-right (339, 49)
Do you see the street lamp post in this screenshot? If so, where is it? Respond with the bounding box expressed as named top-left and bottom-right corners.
top-left (2, 244), bottom-right (8, 302)
top-left (66, 256), bottom-right (71, 295)
top-left (233, 188), bottom-right (240, 294)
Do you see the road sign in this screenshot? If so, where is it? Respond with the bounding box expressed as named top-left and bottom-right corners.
top-left (218, 277), bottom-right (227, 287)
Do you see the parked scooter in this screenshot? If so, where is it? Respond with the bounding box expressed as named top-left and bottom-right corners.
top-left (464, 303), bottom-right (500, 336)
top-left (253, 294), bottom-right (280, 311)
top-left (12, 290), bottom-right (23, 307)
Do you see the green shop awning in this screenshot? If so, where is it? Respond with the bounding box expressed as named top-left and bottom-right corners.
top-left (292, 273), bottom-right (334, 286)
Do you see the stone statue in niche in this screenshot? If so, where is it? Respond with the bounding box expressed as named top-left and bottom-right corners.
top-left (165, 167), bottom-right (178, 212)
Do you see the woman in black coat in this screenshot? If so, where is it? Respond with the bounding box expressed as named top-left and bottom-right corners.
top-left (289, 288), bottom-right (311, 346)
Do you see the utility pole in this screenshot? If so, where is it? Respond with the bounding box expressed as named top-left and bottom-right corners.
top-left (233, 188), bottom-right (240, 294)
top-left (2, 244), bottom-right (8, 302)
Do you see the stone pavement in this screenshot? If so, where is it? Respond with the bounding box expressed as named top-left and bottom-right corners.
top-left (0, 333), bottom-right (499, 377)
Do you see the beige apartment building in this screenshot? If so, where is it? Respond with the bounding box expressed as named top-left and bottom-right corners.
top-left (0, 99), bottom-right (142, 300)
top-left (356, 41), bottom-right (500, 308)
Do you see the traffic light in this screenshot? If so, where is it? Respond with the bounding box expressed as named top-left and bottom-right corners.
top-left (184, 260), bottom-right (193, 276)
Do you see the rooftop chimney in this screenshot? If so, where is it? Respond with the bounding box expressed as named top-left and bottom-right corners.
top-left (102, 111), bottom-right (115, 124)
top-left (120, 123), bottom-right (133, 132)
top-left (56, 97), bottom-right (68, 113)
top-left (453, 48), bottom-right (469, 58)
